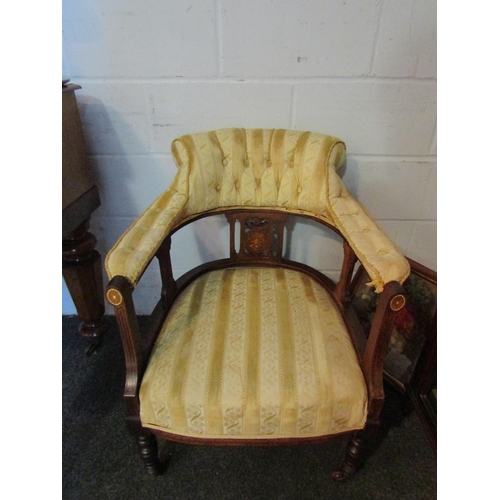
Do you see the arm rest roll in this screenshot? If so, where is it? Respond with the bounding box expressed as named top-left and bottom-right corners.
top-left (327, 190), bottom-right (410, 293)
top-left (105, 168), bottom-right (189, 286)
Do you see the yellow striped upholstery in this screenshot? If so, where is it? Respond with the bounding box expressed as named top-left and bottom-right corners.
top-left (171, 128), bottom-right (346, 215)
top-left (139, 267), bottom-right (367, 439)
top-left (106, 128), bottom-right (409, 292)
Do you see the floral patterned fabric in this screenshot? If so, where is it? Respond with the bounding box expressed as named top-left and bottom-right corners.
top-left (139, 267), bottom-right (367, 439)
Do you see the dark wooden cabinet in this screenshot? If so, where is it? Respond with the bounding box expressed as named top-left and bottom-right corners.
top-left (62, 80), bottom-right (109, 350)
top-left (408, 317), bottom-right (437, 453)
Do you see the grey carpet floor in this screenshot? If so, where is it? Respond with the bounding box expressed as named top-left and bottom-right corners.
top-left (62, 315), bottom-right (436, 500)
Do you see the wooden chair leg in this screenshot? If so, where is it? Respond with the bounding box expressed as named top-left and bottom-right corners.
top-left (332, 432), bottom-right (366, 482)
top-left (136, 433), bottom-right (163, 476)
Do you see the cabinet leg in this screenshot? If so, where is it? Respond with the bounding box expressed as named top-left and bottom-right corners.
top-left (63, 219), bottom-right (110, 345)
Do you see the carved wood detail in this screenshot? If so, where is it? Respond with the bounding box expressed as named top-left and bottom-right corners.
top-left (226, 211), bottom-right (287, 264)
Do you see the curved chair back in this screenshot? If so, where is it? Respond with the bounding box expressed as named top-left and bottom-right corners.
top-left (171, 128), bottom-right (346, 220)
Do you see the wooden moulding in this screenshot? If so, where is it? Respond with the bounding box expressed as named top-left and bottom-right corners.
top-left (362, 280), bottom-right (406, 424)
top-left (226, 211), bottom-right (287, 264)
top-left (106, 276), bottom-right (144, 433)
top-left (147, 427), bottom-right (356, 448)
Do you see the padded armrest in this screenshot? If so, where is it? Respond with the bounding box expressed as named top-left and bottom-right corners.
top-left (327, 187), bottom-right (410, 293)
top-left (105, 168), bottom-right (189, 285)
top-left (106, 177), bottom-right (409, 292)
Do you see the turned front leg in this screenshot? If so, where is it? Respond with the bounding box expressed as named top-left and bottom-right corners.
top-left (332, 432), bottom-right (366, 482)
top-left (136, 433), bottom-right (163, 476)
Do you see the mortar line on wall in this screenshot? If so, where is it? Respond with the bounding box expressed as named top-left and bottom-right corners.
top-left (215, 0), bottom-right (224, 76)
top-left (376, 219), bottom-right (436, 223)
top-left (428, 119), bottom-right (437, 154)
top-left (349, 154), bottom-right (437, 162)
top-left (73, 76), bottom-right (436, 85)
top-left (93, 215), bottom-right (140, 223)
top-left (369, 0), bottom-right (385, 75)
top-left (93, 213), bottom-right (435, 224)
top-left (289, 85), bottom-right (297, 128)
top-left (142, 85), bottom-right (154, 153)
top-left (89, 153), bottom-right (173, 159)
top-left (407, 222), bottom-right (418, 255)
top-left (88, 153), bottom-right (436, 162)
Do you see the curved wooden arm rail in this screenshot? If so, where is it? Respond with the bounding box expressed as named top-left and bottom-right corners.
top-left (105, 129), bottom-right (409, 480)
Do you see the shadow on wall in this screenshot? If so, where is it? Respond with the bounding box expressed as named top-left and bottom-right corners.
top-left (192, 216), bottom-right (229, 263)
top-left (76, 94), bottom-right (178, 235)
top-left (337, 156), bottom-right (360, 199)
top-left (66, 94), bottom-right (171, 315)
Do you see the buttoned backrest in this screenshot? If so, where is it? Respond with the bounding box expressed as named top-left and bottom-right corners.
top-left (171, 128), bottom-right (346, 218)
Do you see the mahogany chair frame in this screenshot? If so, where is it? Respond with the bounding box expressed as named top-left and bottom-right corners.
top-left (106, 207), bottom-right (406, 481)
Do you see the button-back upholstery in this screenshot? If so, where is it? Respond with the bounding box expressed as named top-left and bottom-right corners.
top-left (171, 128), bottom-right (345, 216)
top-left (105, 128), bottom-right (410, 292)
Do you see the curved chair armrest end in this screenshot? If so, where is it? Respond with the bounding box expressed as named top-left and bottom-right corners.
top-left (106, 275), bottom-right (135, 306)
top-left (362, 280), bottom-right (407, 420)
top-left (327, 195), bottom-right (410, 293)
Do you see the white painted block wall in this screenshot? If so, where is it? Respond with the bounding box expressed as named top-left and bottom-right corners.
top-left (62, 0), bottom-right (436, 315)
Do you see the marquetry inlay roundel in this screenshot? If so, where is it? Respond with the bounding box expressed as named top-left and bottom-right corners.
top-left (106, 288), bottom-right (123, 306)
top-left (390, 294), bottom-right (406, 312)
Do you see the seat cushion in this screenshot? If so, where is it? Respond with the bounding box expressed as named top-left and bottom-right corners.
top-left (139, 267), bottom-right (367, 440)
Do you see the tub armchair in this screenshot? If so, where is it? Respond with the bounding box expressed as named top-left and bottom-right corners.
top-left (105, 128), bottom-right (409, 480)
